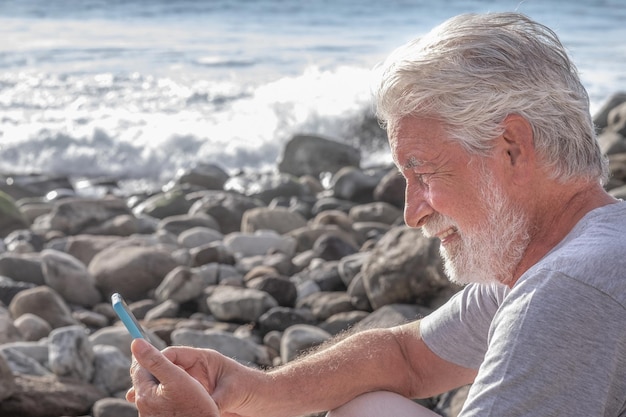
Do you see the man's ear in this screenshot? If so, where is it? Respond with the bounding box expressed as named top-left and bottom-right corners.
top-left (498, 114), bottom-right (535, 183)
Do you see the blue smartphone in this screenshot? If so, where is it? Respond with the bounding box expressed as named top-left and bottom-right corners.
top-left (111, 293), bottom-right (150, 341)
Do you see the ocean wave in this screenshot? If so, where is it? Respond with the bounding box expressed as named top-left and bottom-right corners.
top-left (0, 65), bottom-right (386, 188)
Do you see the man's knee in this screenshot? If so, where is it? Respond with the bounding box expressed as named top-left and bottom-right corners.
top-left (326, 391), bottom-right (441, 417)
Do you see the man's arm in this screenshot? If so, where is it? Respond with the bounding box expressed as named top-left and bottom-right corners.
top-left (241, 320), bottom-right (477, 417)
top-left (129, 317), bottom-right (477, 417)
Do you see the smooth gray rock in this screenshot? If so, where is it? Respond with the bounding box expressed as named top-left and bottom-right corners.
top-left (0, 347), bottom-right (52, 376)
top-left (351, 304), bottom-right (434, 332)
top-left (277, 134), bottom-right (361, 177)
top-left (89, 244), bottom-right (179, 301)
top-left (48, 325), bottom-right (95, 381)
top-left (188, 190), bottom-right (264, 234)
top-left (158, 213), bottom-right (220, 236)
top-left (320, 310), bottom-right (370, 335)
top-left (0, 252), bottom-right (45, 285)
top-left (361, 226), bottom-right (450, 309)
top-left (226, 172), bottom-right (309, 205)
top-left (131, 187), bottom-right (192, 219)
top-left (0, 341), bottom-right (48, 366)
top-left (171, 328), bottom-right (270, 366)
top-left (330, 166), bottom-right (382, 203)
top-left (92, 344), bottom-right (132, 395)
top-left (73, 308), bottom-right (110, 329)
top-left (171, 162), bottom-right (230, 190)
top-left (246, 275), bottom-right (297, 308)
top-left (372, 166), bottom-right (405, 209)
top-left (0, 275), bottom-right (36, 307)
top-left (257, 306), bottom-right (315, 333)
top-left (178, 226), bottom-right (224, 248)
top-left (223, 230), bottom-right (297, 257)
top-left (155, 266), bottom-right (205, 303)
top-left (41, 249), bottom-right (102, 307)
top-left (296, 291), bottom-right (355, 321)
top-left (207, 286), bottom-right (278, 323)
top-left (89, 325), bottom-right (166, 358)
top-left (13, 312), bottom-right (51, 341)
top-left (348, 201), bottom-right (403, 225)
top-left (145, 299), bottom-right (180, 320)
top-left (280, 324), bottom-right (331, 363)
top-left (9, 286), bottom-right (78, 329)
top-left (241, 206), bottom-right (307, 235)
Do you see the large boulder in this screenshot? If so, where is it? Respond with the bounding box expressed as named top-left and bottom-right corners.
top-left (361, 226), bottom-right (454, 309)
top-left (40, 249), bottom-right (102, 307)
top-left (330, 166), bottom-right (385, 203)
top-left (48, 325), bottom-right (94, 381)
top-left (373, 167), bottom-right (406, 209)
top-left (9, 286), bottom-right (78, 329)
top-left (169, 163), bottom-right (230, 190)
top-left (593, 92), bottom-right (626, 132)
top-left (206, 286), bottom-right (278, 323)
top-left (91, 344), bottom-right (132, 395)
top-left (278, 134), bottom-right (361, 177)
top-left (0, 253), bottom-right (45, 286)
top-left (280, 324), bottom-right (331, 363)
top-left (89, 245), bottom-right (179, 301)
top-left (606, 101), bottom-right (626, 137)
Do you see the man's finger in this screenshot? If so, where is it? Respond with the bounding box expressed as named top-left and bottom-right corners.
top-left (131, 338), bottom-right (186, 384)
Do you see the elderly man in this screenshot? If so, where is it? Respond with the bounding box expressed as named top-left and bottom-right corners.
top-left (127, 12), bottom-right (626, 417)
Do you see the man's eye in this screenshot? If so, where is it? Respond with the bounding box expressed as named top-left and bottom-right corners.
top-left (415, 173), bottom-right (430, 185)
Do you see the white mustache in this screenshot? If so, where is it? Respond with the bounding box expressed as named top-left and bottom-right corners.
top-left (421, 213), bottom-right (458, 239)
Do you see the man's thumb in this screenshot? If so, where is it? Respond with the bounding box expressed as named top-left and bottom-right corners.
top-left (131, 338), bottom-right (179, 383)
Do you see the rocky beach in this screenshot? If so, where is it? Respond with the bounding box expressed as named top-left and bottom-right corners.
top-left (0, 92), bottom-right (625, 417)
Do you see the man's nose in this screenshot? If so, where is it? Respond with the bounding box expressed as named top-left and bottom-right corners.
top-left (403, 183), bottom-right (433, 228)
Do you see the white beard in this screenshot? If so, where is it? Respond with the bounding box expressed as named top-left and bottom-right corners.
top-left (423, 174), bottom-right (531, 286)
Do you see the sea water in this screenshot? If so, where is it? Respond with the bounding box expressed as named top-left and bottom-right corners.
top-left (1, 0), bottom-right (625, 192)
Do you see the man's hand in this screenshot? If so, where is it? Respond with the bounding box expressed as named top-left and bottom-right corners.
top-left (127, 338), bottom-right (221, 417)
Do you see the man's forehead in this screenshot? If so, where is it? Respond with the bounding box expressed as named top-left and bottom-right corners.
top-left (390, 119), bottom-right (444, 162)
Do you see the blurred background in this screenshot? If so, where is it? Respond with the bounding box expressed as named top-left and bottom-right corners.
top-left (1, 0), bottom-right (624, 192)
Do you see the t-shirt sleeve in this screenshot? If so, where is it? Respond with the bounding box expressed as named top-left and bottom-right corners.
top-left (459, 271), bottom-right (626, 417)
top-left (420, 283), bottom-right (508, 369)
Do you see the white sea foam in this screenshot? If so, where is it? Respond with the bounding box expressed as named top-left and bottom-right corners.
top-left (0, 65), bottom-right (378, 190)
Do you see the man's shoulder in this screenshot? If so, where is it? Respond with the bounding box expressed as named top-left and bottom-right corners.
top-left (518, 201), bottom-right (626, 305)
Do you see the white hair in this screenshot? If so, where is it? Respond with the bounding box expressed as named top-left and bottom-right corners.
top-left (375, 12), bottom-right (608, 184)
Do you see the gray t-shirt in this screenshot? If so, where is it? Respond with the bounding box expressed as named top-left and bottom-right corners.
top-left (421, 201), bottom-right (626, 416)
